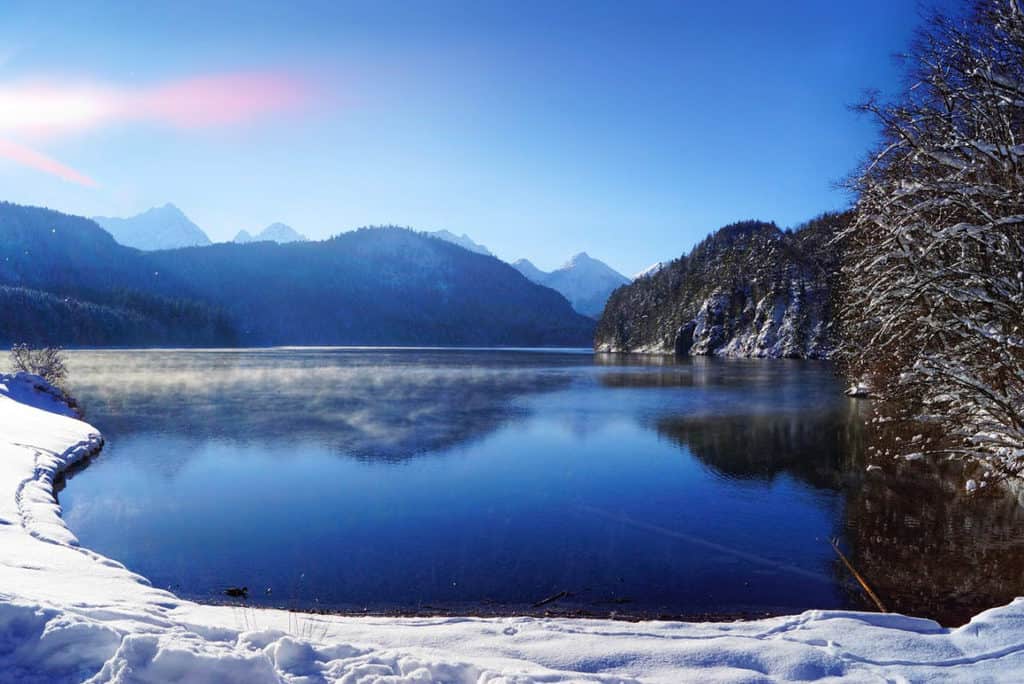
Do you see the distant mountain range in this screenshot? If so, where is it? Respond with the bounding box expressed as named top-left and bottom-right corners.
top-left (5, 199), bottom-right (859, 356)
top-left (93, 204), bottom-right (211, 251)
top-left (0, 203), bottom-right (594, 347)
top-left (91, 205), bottom-right (628, 318)
top-left (429, 230), bottom-right (492, 256)
top-left (512, 253), bottom-right (630, 318)
top-left (234, 223), bottom-right (307, 244)
top-left (421, 232), bottom-right (632, 317)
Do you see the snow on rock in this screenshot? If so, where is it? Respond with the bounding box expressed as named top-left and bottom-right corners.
top-left (845, 382), bottom-right (872, 398)
top-left (675, 285), bottom-right (830, 359)
top-left (595, 216), bottom-right (842, 359)
top-left (4, 372), bottom-right (1024, 682)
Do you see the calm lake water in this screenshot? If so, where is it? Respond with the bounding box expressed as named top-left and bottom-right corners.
top-left (58, 349), bottom-right (1024, 625)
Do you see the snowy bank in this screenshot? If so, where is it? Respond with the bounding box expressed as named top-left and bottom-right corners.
top-left (3, 372), bottom-right (1024, 683)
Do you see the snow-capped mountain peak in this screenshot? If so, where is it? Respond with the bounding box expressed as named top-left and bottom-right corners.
top-left (234, 223), bottom-right (307, 244)
top-left (93, 204), bottom-right (211, 251)
top-left (512, 252), bottom-right (629, 318)
top-left (511, 258), bottom-right (547, 284)
top-left (260, 223), bottom-right (306, 243)
top-left (430, 230), bottom-right (493, 256)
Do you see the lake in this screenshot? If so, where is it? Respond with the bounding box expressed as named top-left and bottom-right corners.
top-left (57, 348), bottom-right (1024, 625)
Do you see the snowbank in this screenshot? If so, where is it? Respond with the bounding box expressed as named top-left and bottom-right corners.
top-left (3, 372), bottom-right (1024, 682)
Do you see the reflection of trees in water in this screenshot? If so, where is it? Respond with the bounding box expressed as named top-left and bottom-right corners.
top-left (66, 350), bottom-right (576, 461)
top-left (596, 357), bottom-right (846, 418)
top-left (655, 402), bottom-right (867, 491)
top-left (600, 372), bottom-right (695, 389)
top-left (845, 457), bottom-right (1024, 626)
top-left (656, 397), bottom-right (1024, 626)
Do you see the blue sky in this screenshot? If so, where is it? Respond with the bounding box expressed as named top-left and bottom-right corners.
top-left (0, 1), bottom-right (956, 275)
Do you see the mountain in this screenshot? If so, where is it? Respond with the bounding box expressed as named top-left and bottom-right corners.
top-left (511, 258), bottom-right (547, 283)
top-left (513, 253), bottom-right (629, 318)
top-left (429, 230), bottom-right (492, 256)
top-left (234, 223), bottom-right (307, 244)
top-left (545, 253), bottom-right (631, 318)
top-left (147, 227), bottom-right (593, 346)
top-left (595, 214), bottom-right (848, 358)
top-left (633, 262), bottom-right (666, 280)
top-left (93, 204), bottom-right (211, 251)
top-left (0, 202), bottom-right (234, 346)
top-left (0, 203), bottom-right (593, 347)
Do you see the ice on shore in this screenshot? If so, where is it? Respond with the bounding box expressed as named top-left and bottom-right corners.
top-left (3, 371), bottom-right (1024, 682)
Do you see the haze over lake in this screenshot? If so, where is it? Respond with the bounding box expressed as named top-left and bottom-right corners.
top-left (57, 349), bottom-right (1024, 624)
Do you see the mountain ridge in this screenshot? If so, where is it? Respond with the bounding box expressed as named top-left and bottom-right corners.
top-left (0, 203), bottom-right (594, 347)
top-left (234, 223), bottom-right (307, 244)
top-left (429, 230), bottom-right (492, 256)
top-left (595, 214), bottom-right (848, 358)
top-left (512, 252), bottom-right (629, 318)
top-left (93, 204), bottom-right (212, 251)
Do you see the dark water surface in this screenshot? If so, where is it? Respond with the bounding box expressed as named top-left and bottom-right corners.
top-left (57, 349), bottom-right (1024, 625)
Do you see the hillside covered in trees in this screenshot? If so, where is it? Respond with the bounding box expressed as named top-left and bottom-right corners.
top-left (595, 213), bottom-right (848, 358)
top-left (0, 202), bottom-right (235, 347)
top-left (0, 203), bottom-right (594, 347)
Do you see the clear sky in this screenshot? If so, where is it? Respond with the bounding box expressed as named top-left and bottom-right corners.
top-left (0, 0), bottom-right (957, 276)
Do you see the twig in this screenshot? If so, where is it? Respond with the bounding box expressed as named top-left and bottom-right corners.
top-left (830, 538), bottom-right (887, 613)
top-left (532, 590), bottom-right (568, 608)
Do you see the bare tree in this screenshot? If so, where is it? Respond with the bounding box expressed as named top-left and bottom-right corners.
top-left (840, 0), bottom-right (1024, 477)
top-left (10, 343), bottom-right (69, 389)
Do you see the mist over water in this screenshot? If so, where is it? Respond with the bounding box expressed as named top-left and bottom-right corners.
top-left (56, 349), bottom-right (1024, 624)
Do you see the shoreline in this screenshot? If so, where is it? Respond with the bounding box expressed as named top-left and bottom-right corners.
top-left (4, 372), bottom-right (1024, 682)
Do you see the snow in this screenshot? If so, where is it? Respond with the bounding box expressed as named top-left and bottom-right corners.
top-left (4, 372), bottom-right (1024, 682)
top-left (632, 262), bottom-right (665, 280)
top-left (93, 204), bottom-right (212, 251)
top-left (235, 223), bottom-right (307, 244)
top-left (429, 230), bottom-right (493, 256)
top-left (845, 382), bottom-right (872, 398)
top-left (512, 253), bottom-right (630, 318)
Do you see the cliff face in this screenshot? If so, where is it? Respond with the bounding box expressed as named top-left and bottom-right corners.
top-left (595, 214), bottom-right (847, 358)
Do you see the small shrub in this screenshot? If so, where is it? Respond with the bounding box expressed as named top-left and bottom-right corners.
top-left (10, 343), bottom-right (69, 389)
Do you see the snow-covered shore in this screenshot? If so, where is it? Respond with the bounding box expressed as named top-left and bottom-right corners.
top-left (4, 372), bottom-right (1024, 683)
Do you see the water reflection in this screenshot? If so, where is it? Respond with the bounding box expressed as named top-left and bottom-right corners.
top-left (54, 349), bottom-right (1024, 625)
top-left (650, 386), bottom-right (1024, 627)
top-left (656, 401), bottom-right (868, 490)
top-left (66, 349), bottom-right (578, 460)
top-left (844, 458), bottom-right (1024, 626)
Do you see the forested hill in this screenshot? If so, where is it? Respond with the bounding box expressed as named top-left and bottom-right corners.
top-left (0, 202), bottom-right (235, 347)
top-left (145, 227), bottom-right (595, 346)
top-left (595, 213), bottom-right (848, 358)
top-left (0, 203), bottom-right (594, 347)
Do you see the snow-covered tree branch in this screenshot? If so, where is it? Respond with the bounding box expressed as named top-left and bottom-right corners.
top-left (840, 0), bottom-right (1024, 476)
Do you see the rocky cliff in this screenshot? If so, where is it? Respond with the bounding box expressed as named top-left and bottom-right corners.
top-left (595, 213), bottom-right (847, 358)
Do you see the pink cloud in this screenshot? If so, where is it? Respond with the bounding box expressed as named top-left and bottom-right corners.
top-left (0, 138), bottom-right (98, 187)
top-left (0, 71), bottom-right (311, 185)
top-left (0, 71), bottom-right (309, 134)
top-left (133, 73), bottom-right (308, 128)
